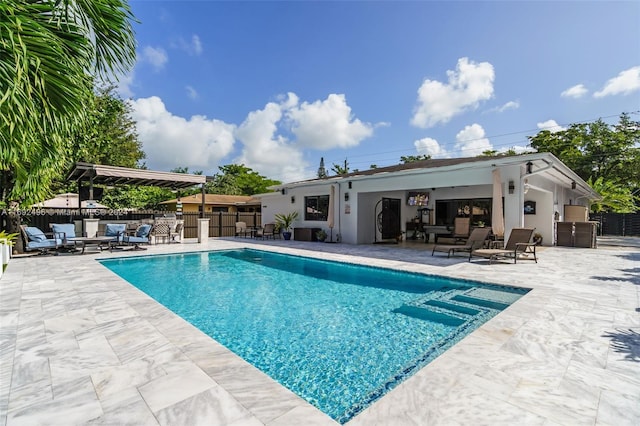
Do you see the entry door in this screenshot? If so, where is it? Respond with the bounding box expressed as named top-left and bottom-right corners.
top-left (380, 198), bottom-right (401, 239)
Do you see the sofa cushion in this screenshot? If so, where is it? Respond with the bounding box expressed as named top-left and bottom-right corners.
top-left (51, 223), bottom-right (76, 239)
top-left (25, 227), bottom-right (47, 242)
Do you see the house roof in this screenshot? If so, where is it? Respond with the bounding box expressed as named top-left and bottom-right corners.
top-left (265, 152), bottom-right (600, 199)
top-left (66, 162), bottom-right (208, 189)
top-left (160, 193), bottom-right (261, 205)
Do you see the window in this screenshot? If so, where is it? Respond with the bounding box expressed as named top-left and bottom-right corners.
top-left (305, 195), bottom-right (329, 221)
top-left (435, 198), bottom-right (493, 227)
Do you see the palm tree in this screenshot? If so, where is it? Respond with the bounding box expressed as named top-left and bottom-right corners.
top-left (0, 0), bottom-right (137, 208)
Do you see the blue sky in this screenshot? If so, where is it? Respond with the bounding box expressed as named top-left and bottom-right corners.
top-left (119, 1), bottom-right (640, 183)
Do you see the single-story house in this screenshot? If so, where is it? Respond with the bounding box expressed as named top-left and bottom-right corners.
top-left (256, 152), bottom-right (600, 245)
top-left (160, 193), bottom-right (261, 214)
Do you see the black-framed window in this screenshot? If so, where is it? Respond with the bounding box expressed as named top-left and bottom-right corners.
top-left (305, 195), bottom-right (329, 221)
top-left (435, 198), bottom-right (493, 227)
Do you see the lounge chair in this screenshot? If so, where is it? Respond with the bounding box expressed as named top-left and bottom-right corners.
top-left (151, 221), bottom-right (171, 244)
top-left (20, 225), bottom-right (62, 255)
top-left (123, 224), bottom-right (152, 250)
top-left (432, 227), bottom-right (492, 260)
top-left (471, 228), bottom-right (537, 264)
top-left (452, 217), bottom-right (470, 243)
top-left (50, 223), bottom-right (81, 252)
top-left (255, 223), bottom-right (276, 239)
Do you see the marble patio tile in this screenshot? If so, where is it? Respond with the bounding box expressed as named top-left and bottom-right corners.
top-left (508, 376), bottom-right (599, 425)
top-left (0, 310), bottom-right (19, 330)
top-left (89, 297), bottom-right (140, 324)
top-left (43, 308), bottom-right (97, 335)
top-left (91, 358), bottom-right (165, 400)
top-left (155, 385), bottom-right (256, 426)
top-left (74, 319), bottom-right (128, 343)
top-left (564, 358), bottom-right (640, 399)
top-left (596, 389), bottom-right (640, 426)
top-left (103, 319), bottom-right (173, 364)
top-left (500, 328), bottom-right (575, 366)
top-left (10, 357), bottom-right (50, 389)
top-left (137, 363), bottom-right (216, 413)
top-left (266, 404), bottom-right (336, 426)
top-left (7, 378), bottom-right (52, 412)
top-left (49, 335), bottom-right (121, 382)
top-left (6, 380), bottom-right (102, 426)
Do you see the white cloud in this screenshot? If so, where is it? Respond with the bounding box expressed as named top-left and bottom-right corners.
top-left (186, 85), bottom-right (198, 100)
top-left (142, 46), bottom-right (168, 71)
top-left (414, 137), bottom-right (447, 158)
top-left (129, 96), bottom-right (235, 171)
top-left (594, 66), bottom-right (640, 98)
top-left (287, 94), bottom-right (375, 149)
top-left (411, 57), bottom-right (495, 128)
top-left (537, 119), bottom-right (565, 133)
top-left (561, 84), bottom-right (588, 98)
top-left (235, 94), bottom-right (308, 182)
top-left (486, 100), bottom-right (519, 114)
top-left (173, 35), bottom-right (203, 56)
top-left (455, 123), bottom-right (492, 156)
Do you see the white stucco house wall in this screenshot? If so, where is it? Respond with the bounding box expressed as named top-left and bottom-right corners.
top-left (256, 153), bottom-right (600, 246)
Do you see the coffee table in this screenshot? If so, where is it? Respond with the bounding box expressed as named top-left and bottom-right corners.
top-left (67, 236), bottom-right (118, 254)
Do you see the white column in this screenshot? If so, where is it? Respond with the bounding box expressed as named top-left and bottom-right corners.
top-left (197, 218), bottom-right (210, 243)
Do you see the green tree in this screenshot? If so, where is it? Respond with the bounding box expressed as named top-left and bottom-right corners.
top-left (0, 0), bottom-right (136, 208)
top-left (331, 159), bottom-right (349, 175)
top-left (206, 164), bottom-right (280, 195)
top-left (317, 157), bottom-right (328, 179)
top-left (101, 185), bottom-right (174, 210)
top-left (71, 85), bottom-right (144, 169)
top-left (528, 113), bottom-right (640, 212)
top-left (588, 177), bottom-right (638, 213)
top-left (400, 154), bottom-right (431, 163)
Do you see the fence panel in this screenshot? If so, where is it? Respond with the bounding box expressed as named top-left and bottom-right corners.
top-left (590, 212), bottom-right (640, 236)
top-left (181, 212), bottom-right (262, 238)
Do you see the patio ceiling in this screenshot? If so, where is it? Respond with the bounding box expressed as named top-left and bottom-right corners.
top-left (66, 162), bottom-right (208, 189)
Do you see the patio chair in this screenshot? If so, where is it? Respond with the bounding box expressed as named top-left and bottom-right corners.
top-left (50, 223), bottom-right (80, 252)
top-left (169, 222), bottom-right (183, 243)
top-left (235, 221), bottom-right (249, 238)
top-left (432, 227), bottom-right (492, 260)
top-left (471, 228), bottom-right (537, 264)
top-left (151, 221), bottom-right (171, 244)
top-left (123, 224), bottom-right (152, 250)
top-left (101, 223), bottom-right (126, 245)
top-left (255, 223), bottom-right (276, 239)
top-left (20, 225), bottom-right (62, 255)
top-left (452, 217), bottom-right (470, 243)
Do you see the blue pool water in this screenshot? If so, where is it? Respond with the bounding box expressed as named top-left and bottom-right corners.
top-left (101, 249), bottom-right (529, 423)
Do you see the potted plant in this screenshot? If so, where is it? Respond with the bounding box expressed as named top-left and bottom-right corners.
top-left (274, 211), bottom-right (299, 240)
top-left (316, 229), bottom-right (327, 242)
top-left (0, 230), bottom-right (19, 274)
top-left (533, 232), bottom-right (543, 245)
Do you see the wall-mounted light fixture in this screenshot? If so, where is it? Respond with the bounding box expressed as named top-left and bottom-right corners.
top-left (508, 180), bottom-right (515, 194)
top-left (281, 188), bottom-right (286, 195)
top-left (523, 179), bottom-right (530, 194)
top-left (348, 181), bottom-right (352, 189)
top-left (344, 192), bottom-right (349, 202)
top-left (291, 195), bottom-right (295, 204)
top-left (571, 181), bottom-right (576, 190)
top-left (526, 161), bottom-right (533, 174)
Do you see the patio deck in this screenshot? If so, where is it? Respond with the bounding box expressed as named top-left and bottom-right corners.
top-left (1, 237), bottom-right (638, 425)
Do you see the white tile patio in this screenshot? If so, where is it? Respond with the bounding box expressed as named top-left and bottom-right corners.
top-left (0, 237), bottom-right (638, 425)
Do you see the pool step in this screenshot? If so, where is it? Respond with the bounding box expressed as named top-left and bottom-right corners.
top-left (393, 305), bottom-right (467, 326)
top-left (450, 294), bottom-right (510, 311)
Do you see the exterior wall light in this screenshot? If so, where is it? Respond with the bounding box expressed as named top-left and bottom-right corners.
top-left (526, 161), bottom-right (533, 174)
top-left (291, 195), bottom-right (295, 203)
top-left (508, 180), bottom-right (515, 194)
top-left (344, 192), bottom-right (349, 201)
top-left (571, 181), bottom-right (576, 190)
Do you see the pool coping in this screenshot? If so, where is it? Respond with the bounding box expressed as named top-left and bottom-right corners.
top-left (1, 238), bottom-right (639, 425)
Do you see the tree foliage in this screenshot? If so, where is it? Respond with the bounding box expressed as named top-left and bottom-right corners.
top-left (205, 164), bottom-right (280, 195)
top-left (528, 113), bottom-right (640, 212)
top-left (0, 0), bottom-right (136, 207)
top-left (400, 154), bottom-right (431, 163)
top-left (331, 159), bottom-right (350, 175)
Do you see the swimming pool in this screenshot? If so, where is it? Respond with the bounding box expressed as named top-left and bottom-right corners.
top-left (101, 249), bottom-right (529, 423)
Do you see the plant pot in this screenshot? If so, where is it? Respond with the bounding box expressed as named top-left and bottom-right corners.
top-left (282, 231), bottom-right (292, 240)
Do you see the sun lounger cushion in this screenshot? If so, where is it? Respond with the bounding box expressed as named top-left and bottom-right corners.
top-left (136, 224), bottom-right (152, 237)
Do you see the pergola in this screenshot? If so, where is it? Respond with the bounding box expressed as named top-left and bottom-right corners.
top-left (66, 162), bottom-right (210, 213)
